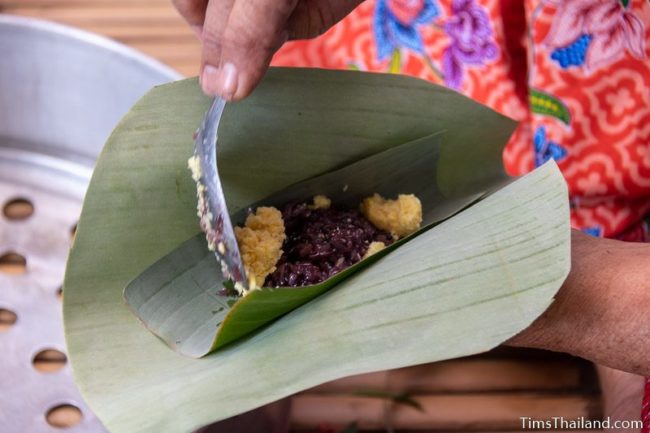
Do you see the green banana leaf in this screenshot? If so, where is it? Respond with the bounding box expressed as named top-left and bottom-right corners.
top-left (125, 130), bottom-right (506, 357)
top-left (121, 67), bottom-right (519, 358)
top-left (63, 68), bottom-right (570, 433)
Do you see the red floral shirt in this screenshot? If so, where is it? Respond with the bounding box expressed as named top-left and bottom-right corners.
top-left (273, 0), bottom-right (650, 240)
top-left (271, 0), bottom-right (650, 426)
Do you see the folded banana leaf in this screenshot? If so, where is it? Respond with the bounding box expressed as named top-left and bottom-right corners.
top-left (125, 130), bottom-right (507, 357)
top-left (63, 68), bottom-right (570, 433)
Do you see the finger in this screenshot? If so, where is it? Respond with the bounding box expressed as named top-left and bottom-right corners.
top-left (287, 0), bottom-right (364, 40)
top-left (172, 0), bottom-right (209, 38)
top-left (209, 0), bottom-right (298, 100)
top-left (199, 0), bottom-right (236, 94)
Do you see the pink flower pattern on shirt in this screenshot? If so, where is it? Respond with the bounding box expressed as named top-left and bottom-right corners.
top-left (545, 0), bottom-right (645, 70)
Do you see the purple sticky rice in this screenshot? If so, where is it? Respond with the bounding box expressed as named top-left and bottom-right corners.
top-left (264, 202), bottom-right (393, 288)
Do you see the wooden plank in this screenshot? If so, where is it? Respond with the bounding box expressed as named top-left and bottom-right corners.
top-left (3, 5), bottom-right (183, 22)
top-left (60, 24), bottom-right (196, 41)
top-left (3, 12), bottom-right (198, 44)
top-left (311, 359), bottom-right (583, 394)
top-left (0, 0), bottom-right (163, 5)
top-left (290, 393), bottom-right (601, 431)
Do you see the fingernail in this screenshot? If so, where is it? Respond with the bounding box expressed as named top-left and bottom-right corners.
top-left (217, 63), bottom-right (238, 100)
top-left (201, 64), bottom-right (219, 95)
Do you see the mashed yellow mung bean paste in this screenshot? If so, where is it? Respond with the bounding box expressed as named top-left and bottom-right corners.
top-left (236, 193), bottom-right (422, 290)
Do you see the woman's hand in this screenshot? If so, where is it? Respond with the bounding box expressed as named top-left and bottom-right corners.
top-left (508, 230), bottom-right (650, 376)
top-left (172, 0), bottom-right (363, 100)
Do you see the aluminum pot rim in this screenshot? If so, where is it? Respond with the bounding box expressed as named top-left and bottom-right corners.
top-left (0, 14), bottom-right (183, 82)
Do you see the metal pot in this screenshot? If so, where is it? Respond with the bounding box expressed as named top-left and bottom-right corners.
top-left (0, 15), bottom-right (179, 432)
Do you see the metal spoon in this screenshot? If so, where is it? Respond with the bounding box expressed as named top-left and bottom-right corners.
top-left (189, 97), bottom-right (249, 293)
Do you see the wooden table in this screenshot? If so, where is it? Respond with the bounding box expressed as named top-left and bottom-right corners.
top-left (0, 1), bottom-right (602, 431)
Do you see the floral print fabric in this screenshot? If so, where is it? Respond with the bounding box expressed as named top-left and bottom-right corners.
top-left (545, 0), bottom-right (645, 71)
top-left (272, 0), bottom-right (650, 241)
top-left (442, 0), bottom-right (499, 88)
top-left (528, 0), bottom-right (650, 241)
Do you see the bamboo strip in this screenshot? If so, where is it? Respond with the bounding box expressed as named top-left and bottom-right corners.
top-left (290, 393), bottom-right (600, 431)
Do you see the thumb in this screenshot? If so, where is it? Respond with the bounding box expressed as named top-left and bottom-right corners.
top-left (205, 0), bottom-right (297, 101)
